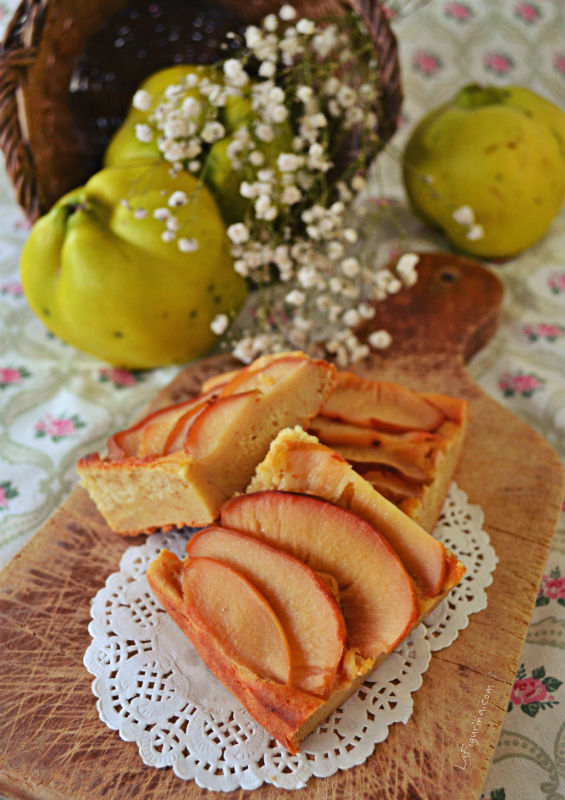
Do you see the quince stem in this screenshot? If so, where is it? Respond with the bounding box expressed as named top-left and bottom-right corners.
top-left (455, 83), bottom-right (510, 108)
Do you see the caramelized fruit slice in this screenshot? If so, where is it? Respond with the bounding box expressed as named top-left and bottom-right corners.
top-left (334, 437), bottom-right (438, 483)
top-left (221, 490), bottom-right (418, 659)
top-left (248, 428), bottom-right (451, 598)
top-left (184, 390), bottom-right (261, 461)
top-left (220, 354), bottom-right (332, 397)
top-left (360, 467), bottom-right (422, 503)
top-left (182, 556), bottom-right (292, 685)
top-left (107, 394), bottom-right (215, 459)
top-left (320, 371), bottom-right (444, 432)
top-left (187, 526), bottom-right (346, 697)
top-left (162, 399), bottom-right (211, 454)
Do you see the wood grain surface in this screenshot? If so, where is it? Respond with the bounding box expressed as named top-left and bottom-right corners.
top-left (1, 253), bottom-right (563, 800)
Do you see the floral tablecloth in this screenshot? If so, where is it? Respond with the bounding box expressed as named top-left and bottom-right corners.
top-left (0, 1), bottom-right (563, 799)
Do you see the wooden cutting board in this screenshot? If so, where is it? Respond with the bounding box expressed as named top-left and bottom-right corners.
top-left (0, 252), bottom-right (563, 800)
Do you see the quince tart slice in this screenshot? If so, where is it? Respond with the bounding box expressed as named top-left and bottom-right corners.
top-left (147, 488), bottom-right (421, 754)
top-left (147, 480), bottom-right (465, 753)
top-left (77, 352), bottom-right (336, 534)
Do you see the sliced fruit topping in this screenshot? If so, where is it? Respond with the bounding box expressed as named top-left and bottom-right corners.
top-left (248, 428), bottom-right (451, 598)
top-left (320, 371), bottom-right (444, 432)
top-left (182, 555), bottom-right (292, 685)
top-left (187, 526), bottom-right (346, 697)
top-left (220, 490), bottom-right (418, 659)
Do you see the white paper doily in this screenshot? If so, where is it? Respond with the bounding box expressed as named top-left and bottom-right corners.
top-left (84, 482), bottom-right (497, 791)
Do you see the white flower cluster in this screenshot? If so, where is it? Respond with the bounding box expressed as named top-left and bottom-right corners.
top-left (226, 244), bottom-right (419, 366)
top-left (452, 205), bottom-right (484, 241)
top-left (130, 3), bottom-right (414, 366)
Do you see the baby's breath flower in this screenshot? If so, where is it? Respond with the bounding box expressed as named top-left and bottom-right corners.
top-left (337, 85), bottom-right (357, 108)
top-left (351, 174), bottom-right (366, 192)
top-left (248, 150), bottom-right (265, 167)
top-left (327, 240), bottom-right (345, 260)
top-left (227, 222), bottom-right (250, 244)
top-left (296, 85), bottom-right (313, 104)
top-left (168, 190), bottom-right (188, 207)
top-left (163, 116), bottom-right (189, 139)
top-left (245, 25), bottom-right (262, 49)
top-left (277, 153), bottom-right (303, 172)
top-left (224, 58), bottom-right (249, 87)
top-left (234, 259), bottom-right (249, 277)
top-left (162, 141), bottom-right (185, 163)
top-left (296, 18), bottom-right (316, 35)
top-left (297, 266), bottom-right (319, 288)
top-left (181, 96), bottom-right (202, 117)
top-left (255, 194), bottom-right (278, 221)
top-left (263, 13), bottom-right (278, 32)
top-left (312, 25), bottom-right (339, 58)
top-left (467, 224), bottom-right (484, 241)
top-left (135, 123), bottom-right (153, 143)
top-left (233, 338), bottom-right (255, 363)
top-left (279, 4), bottom-right (296, 20)
top-left (342, 228), bottom-right (358, 243)
top-left (340, 257), bottom-right (360, 278)
top-left (164, 82), bottom-right (184, 100)
top-left (270, 105), bottom-right (289, 123)
top-left (286, 289), bottom-right (305, 306)
top-left (255, 123), bottom-right (275, 142)
top-left (201, 121), bottom-right (225, 143)
top-left (342, 308), bottom-right (360, 327)
top-left (211, 313), bottom-right (229, 335)
top-left (395, 252), bottom-right (419, 287)
top-left (178, 237), bottom-right (199, 252)
top-left (258, 61), bottom-right (276, 78)
top-left (453, 205), bottom-right (475, 225)
top-left (132, 89), bottom-right (152, 111)
top-left (368, 330), bottom-right (392, 349)
top-left (386, 278), bottom-right (403, 294)
top-left (128, 6), bottom-right (400, 368)
top-left (280, 185), bottom-right (302, 205)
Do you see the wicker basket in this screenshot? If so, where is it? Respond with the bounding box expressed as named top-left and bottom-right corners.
top-left (0, 0), bottom-right (401, 222)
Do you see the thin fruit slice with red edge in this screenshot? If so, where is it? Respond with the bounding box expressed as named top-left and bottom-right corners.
top-left (220, 490), bottom-right (418, 659)
top-left (320, 371), bottom-right (444, 432)
top-left (187, 526), bottom-right (346, 697)
top-left (107, 393), bottom-right (216, 459)
top-left (182, 555), bottom-right (292, 685)
top-left (248, 427), bottom-right (456, 599)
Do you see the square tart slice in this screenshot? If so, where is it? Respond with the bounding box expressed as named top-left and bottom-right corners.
top-left (147, 482), bottom-right (458, 754)
top-left (77, 352), bottom-right (336, 534)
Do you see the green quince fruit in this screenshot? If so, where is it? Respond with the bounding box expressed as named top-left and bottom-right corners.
top-left (20, 162), bottom-right (247, 368)
top-left (203, 136), bottom-right (251, 224)
top-left (104, 64), bottom-right (217, 167)
top-left (402, 84), bottom-right (565, 258)
top-left (204, 96), bottom-right (294, 224)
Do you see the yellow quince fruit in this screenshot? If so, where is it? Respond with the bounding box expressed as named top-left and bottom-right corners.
top-left (105, 65), bottom-right (295, 225)
top-left (402, 84), bottom-right (565, 258)
top-left (104, 64), bottom-right (218, 167)
top-left (20, 161), bottom-right (247, 368)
